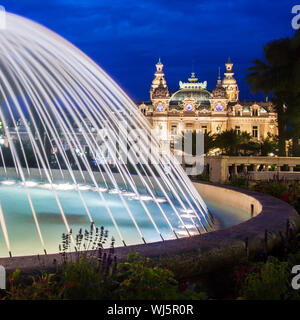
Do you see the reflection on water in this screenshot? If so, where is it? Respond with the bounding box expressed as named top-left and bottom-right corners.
top-left (36, 213), bottom-right (88, 225)
top-left (0, 184), bottom-right (250, 258)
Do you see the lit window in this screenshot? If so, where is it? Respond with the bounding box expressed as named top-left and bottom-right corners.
top-left (252, 126), bottom-right (258, 138)
top-left (235, 126), bottom-right (240, 135)
top-left (171, 125), bottom-right (177, 135)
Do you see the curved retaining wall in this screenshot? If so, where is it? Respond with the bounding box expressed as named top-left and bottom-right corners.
top-left (0, 182), bottom-right (299, 272)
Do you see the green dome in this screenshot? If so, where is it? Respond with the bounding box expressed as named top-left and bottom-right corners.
top-left (170, 88), bottom-right (211, 105)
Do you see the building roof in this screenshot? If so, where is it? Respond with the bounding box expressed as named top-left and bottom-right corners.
top-left (170, 88), bottom-right (211, 105)
top-left (169, 72), bottom-right (211, 105)
top-left (228, 101), bottom-right (275, 113)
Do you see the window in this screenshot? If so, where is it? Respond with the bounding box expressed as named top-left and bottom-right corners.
top-left (171, 125), bottom-right (177, 135)
top-left (201, 126), bottom-right (207, 134)
top-left (186, 123), bottom-right (193, 131)
top-left (235, 126), bottom-right (241, 135)
top-left (252, 126), bottom-right (258, 138)
top-left (252, 109), bottom-right (258, 116)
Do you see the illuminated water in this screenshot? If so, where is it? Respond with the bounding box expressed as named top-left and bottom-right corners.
top-left (0, 12), bottom-right (214, 256)
top-left (0, 181), bottom-right (250, 257)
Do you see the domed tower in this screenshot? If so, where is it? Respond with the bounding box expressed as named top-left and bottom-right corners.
top-left (222, 57), bottom-right (239, 102)
top-left (150, 59), bottom-right (170, 113)
top-left (150, 58), bottom-right (168, 100)
top-left (210, 68), bottom-right (228, 114)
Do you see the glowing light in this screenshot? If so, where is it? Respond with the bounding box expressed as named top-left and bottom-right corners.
top-left (1, 180), bottom-right (16, 186)
top-left (78, 185), bottom-right (90, 191)
top-left (177, 229), bottom-right (198, 236)
top-left (186, 104), bottom-right (193, 111)
top-left (56, 183), bottom-right (75, 191)
top-left (156, 104), bottom-right (164, 112)
top-left (179, 224), bottom-right (195, 229)
top-left (140, 196), bottom-right (153, 201)
top-left (0, 12), bottom-right (212, 255)
top-left (92, 187), bottom-right (108, 192)
top-left (109, 189), bottom-right (122, 194)
top-left (216, 104), bottom-right (223, 111)
top-left (180, 214), bottom-right (197, 219)
top-left (181, 209), bottom-right (194, 214)
top-left (176, 230), bottom-right (188, 236)
top-left (123, 192), bottom-right (137, 197)
top-left (156, 198), bottom-right (167, 203)
top-left (22, 181), bottom-right (38, 187)
top-left (40, 183), bottom-right (58, 190)
top-left (137, 195), bottom-right (153, 201)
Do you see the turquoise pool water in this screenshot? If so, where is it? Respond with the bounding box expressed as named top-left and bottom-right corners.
top-left (0, 181), bottom-right (250, 257)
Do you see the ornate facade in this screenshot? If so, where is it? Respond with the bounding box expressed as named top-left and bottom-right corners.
top-left (138, 59), bottom-right (278, 150)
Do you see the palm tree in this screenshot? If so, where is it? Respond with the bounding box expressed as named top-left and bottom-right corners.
top-left (259, 133), bottom-right (279, 156)
top-left (174, 130), bottom-right (216, 156)
top-left (214, 129), bottom-right (252, 156)
top-left (246, 30), bottom-right (300, 156)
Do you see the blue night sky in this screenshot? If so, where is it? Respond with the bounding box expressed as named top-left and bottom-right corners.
top-left (0, 0), bottom-right (297, 101)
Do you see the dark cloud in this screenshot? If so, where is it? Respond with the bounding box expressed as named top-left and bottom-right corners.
top-left (0, 0), bottom-right (296, 100)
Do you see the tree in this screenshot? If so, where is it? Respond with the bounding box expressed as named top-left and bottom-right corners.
top-left (246, 30), bottom-right (300, 156)
top-left (259, 134), bottom-right (279, 156)
top-left (214, 129), bottom-right (252, 156)
top-left (174, 130), bottom-right (216, 156)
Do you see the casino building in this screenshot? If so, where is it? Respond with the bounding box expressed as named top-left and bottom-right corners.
top-left (138, 58), bottom-right (278, 149)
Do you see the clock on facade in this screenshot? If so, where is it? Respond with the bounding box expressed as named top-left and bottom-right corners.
top-left (157, 104), bottom-right (164, 112)
top-left (216, 104), bottom-right (223, 111)
top-left (186, 104), bottom-right (193, 111)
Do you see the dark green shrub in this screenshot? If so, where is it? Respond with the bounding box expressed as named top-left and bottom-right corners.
top-left (229, 175), bottom-right (249, 189)
top-left (262, 182), bottom-right (288, 198)
top-left (4, 269), bottom-right (63, 300)
top-left (58, 253), bottom-right (117, 300)
top-left (116, 254), bottom-right (206, 300)
top-left (239, 257), bottom-right (295, 300)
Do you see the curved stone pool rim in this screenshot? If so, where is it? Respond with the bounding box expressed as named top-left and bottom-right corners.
top-left (0, 182), bottom-right (299, 272)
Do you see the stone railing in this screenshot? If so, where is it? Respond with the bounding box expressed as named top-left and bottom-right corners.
top-left (202, 156), bottom-right (300, 183)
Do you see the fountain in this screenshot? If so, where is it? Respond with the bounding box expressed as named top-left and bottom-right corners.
top-left (0, 12), bottom-right (217, 257)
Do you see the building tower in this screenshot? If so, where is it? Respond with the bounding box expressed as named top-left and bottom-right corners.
top-left (150, 59), bottom-right (170, 113)
top-left (222, 57), bottom-right (239, 102)
top-left (150, 58), bottom-right (168, 100)
top-left (210, 68), bottom-right (228, 115)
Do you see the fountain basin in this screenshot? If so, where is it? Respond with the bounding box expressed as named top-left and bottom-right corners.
top-left (0, 176), bottom-right (250, 257)
top-left (0, 181), bottom-right (298, 272)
